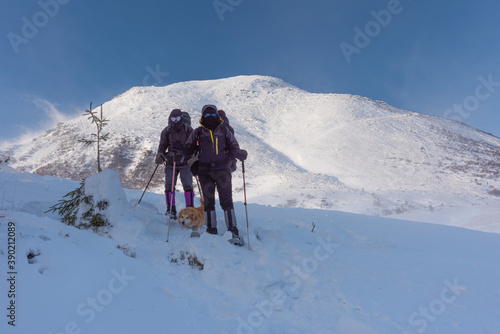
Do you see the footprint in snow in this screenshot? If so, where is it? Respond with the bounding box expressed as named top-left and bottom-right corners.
top-left (27, 248), bottom-right (41, 264)
top-left (27, 248), bottom-right (48, 274)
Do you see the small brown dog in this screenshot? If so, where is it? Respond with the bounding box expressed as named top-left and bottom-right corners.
top-left (177, 197), bottom-right (205, 231)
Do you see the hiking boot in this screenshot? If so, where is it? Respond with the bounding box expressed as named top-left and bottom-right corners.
top-left (166, 206), bottom-right (177, 219)
top-left (224, 209), bottom-right (238, 234)
top-left (205, 210), bottom-right (217, 234)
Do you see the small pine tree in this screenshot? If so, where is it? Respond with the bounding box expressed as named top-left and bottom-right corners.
top-left (79, 102), bottom-right (110, 173)
top-left (45, 180), bottom-right (109, 229)
top-left (46, 180), bottom-right (86, 226)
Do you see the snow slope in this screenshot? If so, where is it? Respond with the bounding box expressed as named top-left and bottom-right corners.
top-left (1, 164), bottom-right (499, 334)
top-left (1, 75), bottom-right (499, 231)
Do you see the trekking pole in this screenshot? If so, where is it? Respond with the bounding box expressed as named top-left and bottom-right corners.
top-left (194, 175), bottom-right (202, 198)
top-left (242, 161), bottom-right (250, 250)
top-left (166, 153), bottom-right (176, 242)
top-left (137, 163), bottom-right (160, 205)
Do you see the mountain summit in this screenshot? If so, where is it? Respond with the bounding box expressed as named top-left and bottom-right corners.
top-left (2, 75), bottom-right (499, 229)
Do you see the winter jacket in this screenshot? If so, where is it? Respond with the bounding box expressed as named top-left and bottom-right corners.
top-left (158, 123), bottom-right (193, 166)
top-left (184, 106), bottom-right (243, 172)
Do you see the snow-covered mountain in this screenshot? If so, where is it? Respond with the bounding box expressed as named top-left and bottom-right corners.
top-left (1, 75), bottom-right (499, 230)
top-left (1, 164), bottom-right (500, 334)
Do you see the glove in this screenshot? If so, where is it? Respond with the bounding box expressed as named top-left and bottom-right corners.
top-left (237, 149), bottom-right (248, 161)
top-left (155, 153), bottom-right (165, 164)
top-left (230, 159), bottom-right (237, 172)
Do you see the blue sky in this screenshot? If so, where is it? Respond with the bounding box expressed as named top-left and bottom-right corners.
top-left (1, 0), bottom-right (500, 145)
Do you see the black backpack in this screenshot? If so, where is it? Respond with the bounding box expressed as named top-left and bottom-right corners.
top-left (218, 110), bottom-right (234, 134)
top-left (219, 111), bottom-right (237, 172)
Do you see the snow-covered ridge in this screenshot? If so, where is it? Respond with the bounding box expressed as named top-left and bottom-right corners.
top-left (1, 75), bottom-right (499, 230)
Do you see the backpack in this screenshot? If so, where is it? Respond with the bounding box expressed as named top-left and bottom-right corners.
top-left (181, 111), bottom-right (191, 126)
top-left (218, 111), bottom-right (237, 172)
top-left (218, 110), bottom-right (234, 134)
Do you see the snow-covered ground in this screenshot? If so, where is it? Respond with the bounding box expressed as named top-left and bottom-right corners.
top-left (1, 163), bottom-right (499, 334)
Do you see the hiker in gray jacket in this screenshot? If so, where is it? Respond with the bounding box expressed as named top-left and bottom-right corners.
top-left (156, 108), bottom-right (194, 219)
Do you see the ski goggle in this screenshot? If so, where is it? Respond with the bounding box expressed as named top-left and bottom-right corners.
top-left (205, 113), bottom-right (217, 117)
top-left (171, 116), bottom-right (181, 122)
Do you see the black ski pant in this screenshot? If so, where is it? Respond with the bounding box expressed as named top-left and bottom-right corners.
top-left (198, 169), bottom-right (233, 212)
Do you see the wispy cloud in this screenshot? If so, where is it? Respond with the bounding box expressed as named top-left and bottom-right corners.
top-left (1, 98), bottom-right (78, 148)
top-left (33, 98), bottom-right (74, 124)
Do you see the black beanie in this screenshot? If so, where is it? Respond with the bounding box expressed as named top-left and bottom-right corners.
top-left (170, 109), bottom-right (182, 118)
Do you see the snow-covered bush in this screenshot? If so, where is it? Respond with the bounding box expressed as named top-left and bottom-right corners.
top-left (46, 170), bottom-right (127, 229)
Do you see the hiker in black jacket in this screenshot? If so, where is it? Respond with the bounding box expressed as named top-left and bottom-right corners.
top-left (184, 105), bottom-right (247, 243)
top-left (156, 109), bottom-right (194, 219)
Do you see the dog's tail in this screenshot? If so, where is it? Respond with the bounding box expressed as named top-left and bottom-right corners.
top-left (199, 196), bottom-right (204, 205)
